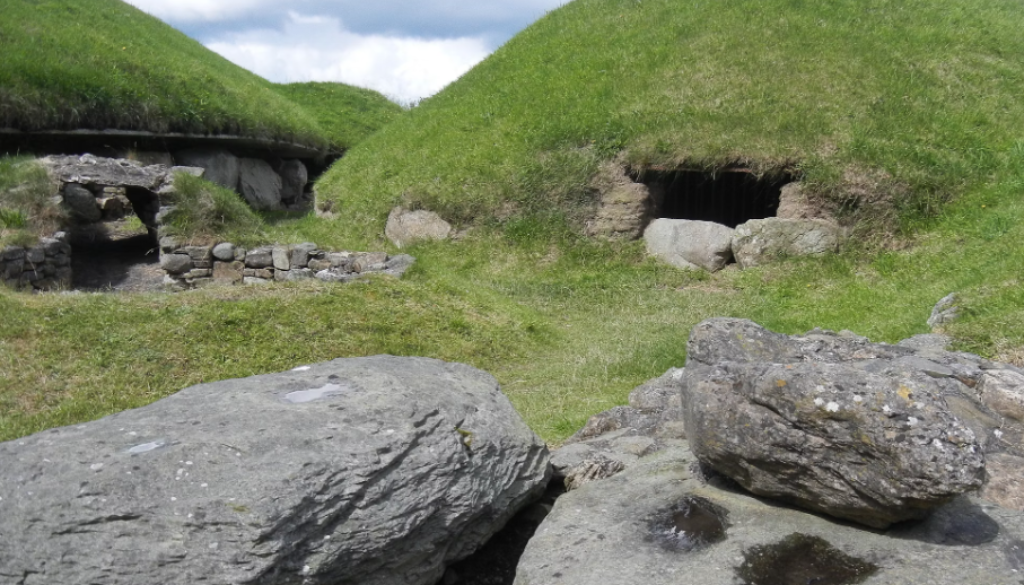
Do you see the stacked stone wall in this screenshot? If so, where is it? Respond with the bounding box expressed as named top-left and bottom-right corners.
top-left (159, 238), bottom-right (414, 289)
top-left (1, 233), bottom-right (72, 291)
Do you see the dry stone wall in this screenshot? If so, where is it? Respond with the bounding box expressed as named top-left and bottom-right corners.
top-left (0, 233), bottom-right (72, 291)
top-left (159, 238), bottom-right (415, 289)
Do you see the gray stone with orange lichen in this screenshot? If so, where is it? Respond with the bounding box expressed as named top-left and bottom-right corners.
top-left (0, 356), bottom-right (550, 585)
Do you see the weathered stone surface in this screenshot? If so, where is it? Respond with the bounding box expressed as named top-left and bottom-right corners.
top-left (352, 252), bottom-right (388, 273)
top-left (211, 242), bottom-right (235, 261)
top-left (277, 268), bottom-right (314, 282)
top-left (981, 453), bottom-right (1024, 511)
top-left (682, 318), bottom-right (985, 528)
top-left (643, 218), bottom-right (734, 272)
top-left (928, 292), bottom-right (960, 329)
top-left (212, 261), bottom-right (244, 284)
top-left (385, 207), bottom-right (452, 248)
top-left (244, 246), bottom-right (274, 268)
top-left (290, 242), bottom-right (318, 268)
top-left (308, 258), bottom-right (333, 272)
top-left (978, 368), bottom-right (1024, 422)
top-left (0, 356), bottom-right (550, 585)
top-left (316, 270), bottom-right (357, 283)
top-left (585, 161), bottom-right (655, 240)
top-left (516, 446), bottom-right (1024, 585)
top-left (277, 159), bottom-right (308, 204)
top-left (25, 246), bottom-right (46, 264)
top-left (384, 254), bottom-right (416, 278)
top-left (180, 246), bottom-right (212, 264)
top-left (731, 217), bottom-right (841, 268)
top-left (159, 253), bottom-right (193, 275)
top-left (174, 149), bottom-right (239, 190)
top-left (238, 158), bottom-right (282, 210)
top-left (42, 154), bottom-right (167, 190)
top-left (272, 245), bottom-right (291, 270)
top-left (62, 183), bottom-right (102, 222)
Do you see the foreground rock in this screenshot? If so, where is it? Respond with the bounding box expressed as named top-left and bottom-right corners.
top-left (0, 356), bottom-right (550, 585)
top-left (517, 446), bottom-right (1024, 585)
top-left (683, 318), bottom-right (985, 528)
top-left (643, 219), bottom-right (734, 272)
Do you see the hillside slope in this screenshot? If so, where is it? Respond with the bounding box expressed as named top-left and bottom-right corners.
top-left (0, 0), bottom-right (399, 150)
top-left (316, 0), bottom-right (1024, 237)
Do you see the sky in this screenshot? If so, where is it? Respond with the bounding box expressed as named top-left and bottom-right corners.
top-left (125, 0), bottom-right (567, 105)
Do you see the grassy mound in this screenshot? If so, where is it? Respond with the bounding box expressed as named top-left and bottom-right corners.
top-left (272, 83), bottom-right (403, 151)
top-left (317, 0), bottom-right (1024, 238)
top-left (0, 0), bottom-right (398, 150)
top-left (0, 157), bottom-right (62, 247)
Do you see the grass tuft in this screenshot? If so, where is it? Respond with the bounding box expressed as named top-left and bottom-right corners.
top-left (0, 157), bottom-right (62, 246)
top-left (163, 173), bottom-right (265, 245)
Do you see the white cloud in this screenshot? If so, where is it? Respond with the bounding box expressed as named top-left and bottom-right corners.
top-left (205, 13), bottom-right (489, 104)
top-left (126, 0), bottom-right (267, 22)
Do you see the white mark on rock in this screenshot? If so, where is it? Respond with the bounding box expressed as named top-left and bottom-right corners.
top-left (908, 417), bottom-right (918, 426)
top-left (90, 463), bottom-right (104, 471)
top-left (284, 383), bottom-right (347, 404)
top-left (882, 405), bottom-right (892, 414)
top-left (853, 395), bottom-right (863, 403)
top-left (43, 458), bottom-right (51, 463)
top-left (814, 398), bottom-right (825, 407)
top-left (128, 431), bottom-right (138, 437)
top-left (209, 542), bottom-right (219, 550)
top-left (826, 402), bottom-right (840, 413)
top-left (814, 385), bottom-right (826, 393)
top-left (945, 464), bottom-right (954, 472)
top-left (171, 497), bottom-right (177, 502)
top-left (201, 483), bottom-right (209, 488)
top-left (932, 439), bottom-right (944, 450)
top-left (128, 441), bottom-right (165, 454)
top-left (671, 369), bottom-right (684, 381)
top-left (301, 565), bottom-right (311, 575)
top-left (185, 461), bottom-right (193, 466)
top-left (292, 366), bottom-right (312, 372)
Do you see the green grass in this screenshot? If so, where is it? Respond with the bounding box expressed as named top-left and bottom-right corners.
top-left (272, 82), bottom-right (403, 151)
top-left (0, 157), bottom-right (61, 247)
top-left (316, 0), bottom-right (1024, 239)
top-left (163, 173), bottom-right (266, 246)
top-left (0, 0), bottom-right (398, 150)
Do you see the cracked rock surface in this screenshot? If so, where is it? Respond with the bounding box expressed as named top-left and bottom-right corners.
top-left (0, 356), bottom-right (550, 585)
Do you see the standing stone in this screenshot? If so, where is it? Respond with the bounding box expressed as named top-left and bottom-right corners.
top-left (643, 218), bottom-right (735, 272)
top-left (174, 149), bottom-right (240, 190)
top-left (62, 183), bottom-right (102, 222)
top-left (731, 218), bottom-right (841, 268)
top-left (238, 158), bottom-right (283, 211)
top-left (585, 161), bottom-right (657, 240)
top-left (385, 207), bottom-right (452, 248)
top-left (276, 159), bottom-right (308, 204)
top-left (0, 357), bottom-right (550, 585)
top-left (682, 318), bottom-right (985, 528)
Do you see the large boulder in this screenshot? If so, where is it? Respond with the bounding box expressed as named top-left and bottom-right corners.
top-left (385, 207), bottom-right (453, 248)
top-left (516, 445), bottom-right (1024, 585)
top-left (682, 318), bottom-right (985, 528)
top-left (0, 356), bottom-right (551, 585)
top-left (276, 159), bottom-right (309, 205)
top-left (643, 218), bottom-right (734, 272)
top-left (731, 217), bottom-right (841, 267)
top-left (174, 148), bottom-right (240, 190)
top-left (238, 158), bottom-right (283, 210)
top-left (62, 182), bottom-right (102, 222)
top-left (585, 161), bottom-right (656, 240)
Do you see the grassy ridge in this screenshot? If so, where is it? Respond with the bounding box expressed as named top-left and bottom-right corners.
top-left (316, 0), bottom-right (1024, 237)
top-left (272, 82), bottom-right (403, 151)
top-left (0, 0), bottom-right (398, 150)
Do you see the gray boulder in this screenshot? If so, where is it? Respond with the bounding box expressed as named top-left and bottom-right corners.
top-left (928, 292), bottom-right (960, 329)
top-left (174, 149), bottom-right (240, 190)
top-left (277, 159), bottom-right (308, 204)
top-left (516, 445), bottom-right (1024, 585)
top-left (731, 217), bottom-right (841, 268)
top-left (238, 158), bottom-right (283, 210)
top-left (0, 356), bottom-right (550, 585)
top-left (62, 183), bottom-right (101, 222)
top-left (682, 318), bottom-right (985, 528)
top-left (385, 207), bottom-right (452, 248)
top-left (643, 218), bottom-right (735, 272)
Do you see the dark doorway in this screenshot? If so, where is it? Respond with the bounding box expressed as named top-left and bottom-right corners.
top-left (635, 168), bottom-right (793, 228)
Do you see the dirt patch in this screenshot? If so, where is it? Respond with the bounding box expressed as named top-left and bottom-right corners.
top-left (69, 222), bottom-right (164, 292)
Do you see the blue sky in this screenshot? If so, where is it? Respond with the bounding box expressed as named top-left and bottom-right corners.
top-left (125, 0), bottom-right (567, 104)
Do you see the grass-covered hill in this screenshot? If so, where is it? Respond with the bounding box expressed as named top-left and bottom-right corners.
top-left (317, 0), bottom-right (1024, 237)
top-left (0, 0), bottom-right (399, 151)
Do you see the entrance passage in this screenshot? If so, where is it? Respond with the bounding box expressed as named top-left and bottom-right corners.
top-left (637, 168), bottom-right (793, 228)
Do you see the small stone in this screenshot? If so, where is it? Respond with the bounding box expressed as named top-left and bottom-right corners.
top-left (212, 243), bottom-right (235, 262)
top-left (187, 269), bottom-right (213, 279)
top-left (62, 183), bottom-right (101, 223)
top-left (214, 261), bottom-right (244, 285)
top-left (307, 259), bottom-right (333, 272)
top-left (242, 269), bottom-right (256, 277)
top-left (315, 270), bottom-right (355, 283)
top-left (243, 277), bottom-right (272, 285)
top-left (245, 247), bottom-right (274, 268)
top-left (326, 252), bottom-right (352, 268)
top-left (254, 269), bottom-right (274, 279)
top-left (159, 236), bottom-right (180, 253)
top-left (181, 246), bottom-right (212, 263)
top-left (26, 247), bottom-right (46, 264)
top-left (352, 252), bottom-right (387, 273)
top-left (289, 243), bottom-right (317, 269)
top-left (2, 246), bottom-right (25, 261)
top-left (233, 247), bottom-right (247, 262)
top-left (280, 268), bottom-right (313, 282)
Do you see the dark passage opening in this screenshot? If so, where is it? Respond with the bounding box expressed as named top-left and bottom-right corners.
top-left (636, 168), bottom-right (794, 228)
